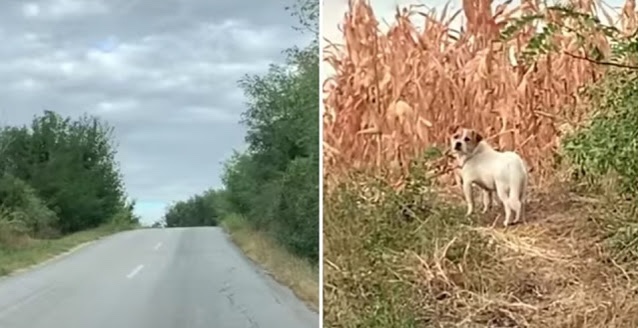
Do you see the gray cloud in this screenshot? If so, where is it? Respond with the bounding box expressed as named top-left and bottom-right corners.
top-left (0, 0), bottom-right (311, 224)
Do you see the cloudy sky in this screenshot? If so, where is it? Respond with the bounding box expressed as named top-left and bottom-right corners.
top-left (1, 0), bottom-right (311, 224)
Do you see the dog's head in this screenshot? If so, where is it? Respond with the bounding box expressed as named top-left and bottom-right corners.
top-left (449, 126), bottom-right (483, 155)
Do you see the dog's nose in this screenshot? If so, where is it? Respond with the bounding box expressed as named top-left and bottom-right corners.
top-left (454, 142), bottom-right (462, 150)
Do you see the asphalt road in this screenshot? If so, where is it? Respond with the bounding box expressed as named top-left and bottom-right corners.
top-left (0, 227), bottom-right (318, 328)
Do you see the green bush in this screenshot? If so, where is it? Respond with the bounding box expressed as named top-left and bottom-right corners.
top-left (273, 156), bottom-right (319, 261)
top-left (247, 178), bottom-right (283, 230)
top-left (323, 157), bottom-right (483, 327)
top-left (220, 213), bottom-right (249, 232)
top-left (560, 70), bottom-right (638, 262)
top-left (0, 219), bottom-right (33, 252)
top-left (561, 70), bottom-right (638, 196)
top-left (0, 174), bottom-right (59, 238)
top-left (109, 206), bottom-right (140, 228)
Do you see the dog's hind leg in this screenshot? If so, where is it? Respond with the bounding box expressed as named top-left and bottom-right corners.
top-left (509, 176), bottom-right (526, 224)
top-left (511, 184), bottom-right (526, 224)
top-left (496, 186), bottom-right (512, 226)
top-left (509, 197), bottom-right (522, 224)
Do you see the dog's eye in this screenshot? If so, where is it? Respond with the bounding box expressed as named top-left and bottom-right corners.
top-left (464, 137), bottom-right (470, 142)
top-left (453, 134), bottom-right (459, 139)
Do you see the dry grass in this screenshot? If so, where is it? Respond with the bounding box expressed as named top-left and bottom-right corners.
top-left (323, 173), bottom-right (638, 327)
top-left (221, 214), bottom-right (319, 311)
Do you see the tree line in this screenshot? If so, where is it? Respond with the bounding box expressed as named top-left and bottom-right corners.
top-left (163, 189), bottom-right (223, 228)
top-left (0, 110), bottom-right (138, 245)
top-left (161, 0), bottom-right (319, 262)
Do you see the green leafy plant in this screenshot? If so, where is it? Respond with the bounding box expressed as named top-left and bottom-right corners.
top-left (561, 70), bottom-right (638, 195)
top-left (500, 4), bottom-right (638, 67)
top-left (558, 69), bottom-right (638, 264)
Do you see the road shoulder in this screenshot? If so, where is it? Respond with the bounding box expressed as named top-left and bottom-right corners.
top-left (220, 218), bottom-right (319, 312)
top-left (0, 224), bottom-right (136, 278)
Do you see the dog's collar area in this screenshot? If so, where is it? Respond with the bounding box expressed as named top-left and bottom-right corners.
top-left (454, 146), bottom-right (483, 169)
top-left (455, 153), bottom-right (473, 169)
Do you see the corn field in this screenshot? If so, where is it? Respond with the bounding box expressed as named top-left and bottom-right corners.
top-left (322, 0), bottom-right (638, 187)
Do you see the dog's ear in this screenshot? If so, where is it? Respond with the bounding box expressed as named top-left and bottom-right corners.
top-left (448, 124), bottom-right (460, 136)
top-left (470, 130), bottom-right (484, 143)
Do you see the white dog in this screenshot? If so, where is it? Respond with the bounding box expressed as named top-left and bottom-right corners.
top-left (449, 127), bottom-right (528, 227)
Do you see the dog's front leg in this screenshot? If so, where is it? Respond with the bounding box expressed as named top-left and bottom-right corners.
top-left (481, 190), bottom-right (492, 213)
top-left (462, 180), bottom-right (474, 217)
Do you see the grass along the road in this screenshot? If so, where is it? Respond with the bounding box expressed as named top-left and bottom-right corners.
top-left (323, 173), bottom-right (638, 327)
top-left (221, 214), bottom-right (319, 311)
top-left (0, 222), bottom-right (137, 277)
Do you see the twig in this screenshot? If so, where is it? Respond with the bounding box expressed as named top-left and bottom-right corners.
top-left (609, 257), bottom-right (632, 290)
top-left (562, 51), bottom-right (638, 70)
top-left (325, 258), bottom-right (341, 271)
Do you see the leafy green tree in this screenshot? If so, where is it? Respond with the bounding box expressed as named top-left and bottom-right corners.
top-left (0, 110), bottom-right (136, 236)
top-left (163, 194), bottom-right (219, 228)
top-left (218, 0), bottom-right (319, 260)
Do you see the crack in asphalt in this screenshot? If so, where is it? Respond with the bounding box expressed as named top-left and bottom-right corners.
top-left (219, 269), bottom-right (260, 328)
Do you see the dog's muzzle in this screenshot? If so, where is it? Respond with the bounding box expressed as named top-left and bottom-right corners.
top-left (454, 142), bottom-right (462, 151)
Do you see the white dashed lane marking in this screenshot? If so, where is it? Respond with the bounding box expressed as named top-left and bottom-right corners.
top-left (126, 265), bottom-right (144, 279)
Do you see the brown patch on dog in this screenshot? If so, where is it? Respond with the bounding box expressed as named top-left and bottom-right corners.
top-left (448, 125), bottom-right (461, 138)
top-left (468, 129), bottom-right (484, 144)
